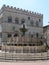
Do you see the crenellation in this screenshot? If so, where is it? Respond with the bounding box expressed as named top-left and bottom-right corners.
top-left (23, 9), bottom-right (30, 14)
top-left (3, 4), bottom-right (6, 7)
top-left (7, 5), bottom-right (9, 8)
top-left (20, 8), bottom-right (23, 11)
top-left (14, 7), bottom-right (16, 9)
top-left (17, 8), bottom-right (20, 10)
top-left (29, 11), bottom-right (31, 14)
top-left (23, 9), bottom-right (28, 14)
top-left (1, 4), bottom-right (43, 17)
top-left (35, 12), bottom-right (37, 14)
top-left (26, 10), bottom-right (28, 12)
top-left (1, 4), bottom-right (6, 9)
top-left (23, 9), bottom-right (26, 12)
top-left (10, 6), bottom-right (13, 9)
top-left (32, 12), bottom-right (34, 14)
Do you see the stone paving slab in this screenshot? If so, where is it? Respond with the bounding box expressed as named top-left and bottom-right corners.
top-left (0, 61), bottom-right (49, 65)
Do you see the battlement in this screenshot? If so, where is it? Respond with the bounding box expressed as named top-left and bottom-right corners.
top-left (1, 4), bottom-right (43, 17)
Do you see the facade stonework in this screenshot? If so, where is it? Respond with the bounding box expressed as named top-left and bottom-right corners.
top-left (0, 5), bottom-right (43, 42)
top-left (0, 5), bottom-right (48, 61)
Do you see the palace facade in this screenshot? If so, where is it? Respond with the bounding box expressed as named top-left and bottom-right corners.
top-left (0, 5), bottom-right (47, 61)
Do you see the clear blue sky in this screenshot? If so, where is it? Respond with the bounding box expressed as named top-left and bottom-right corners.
top-left (0, 0), bottom-right (49, 26)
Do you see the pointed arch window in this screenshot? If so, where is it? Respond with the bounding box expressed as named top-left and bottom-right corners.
top-left (39, 19), bottom-right (41, 22)
top-left (15, 17), bottom-right (19, 24)
top-left (8, 16), bottom-right (12, 23)
top-left (21, 19), bottom-right (25, 24)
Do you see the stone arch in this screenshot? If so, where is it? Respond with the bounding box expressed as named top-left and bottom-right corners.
top-left (14, 31), bottom-right (20, 36)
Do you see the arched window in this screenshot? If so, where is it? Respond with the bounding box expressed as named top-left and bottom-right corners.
top-left (15, 17), bottom-right (19, 24)
top-left (36, 21), bottom-right (39, 26)
top-left (14, 34), bottom-right (18, 37)
top-left (30, 20), bottom-right (34, 26)
top-left (8, 16), bottom-right (12, 23)
top-left (21, 19), bottom-right (25, 24)
top-left (39, 19), bottom-right (41, 22)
